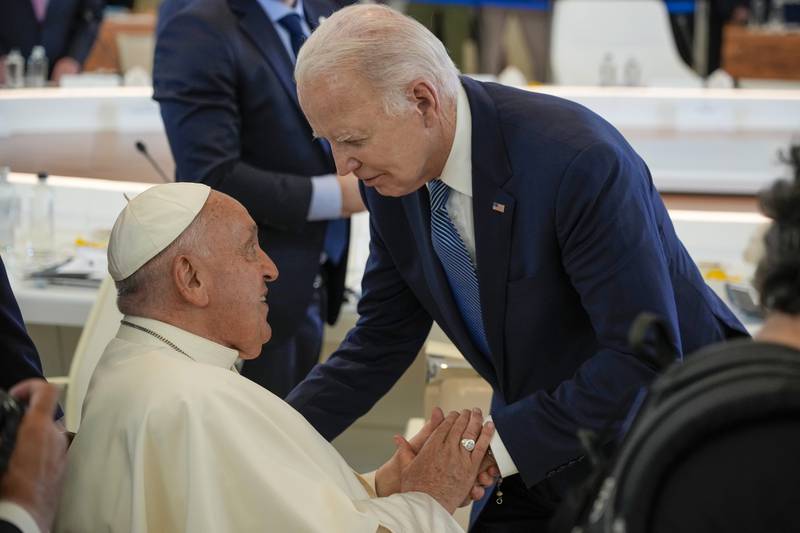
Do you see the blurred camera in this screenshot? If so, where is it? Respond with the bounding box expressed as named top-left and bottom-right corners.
top-left (0, 389), bottom-right (25, 477)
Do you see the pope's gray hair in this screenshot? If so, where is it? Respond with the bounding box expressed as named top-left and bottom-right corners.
top-left (295, 4), bottom-right (460, 116)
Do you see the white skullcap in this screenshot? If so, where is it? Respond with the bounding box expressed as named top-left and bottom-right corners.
top-left (108, 182), bottom-right (211, 281)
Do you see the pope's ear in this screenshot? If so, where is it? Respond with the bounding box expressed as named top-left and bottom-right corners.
top-left (172, 254), bottom-right (210, 307)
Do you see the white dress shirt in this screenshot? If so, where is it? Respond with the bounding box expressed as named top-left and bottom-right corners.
top-left (428, 83), bottom-right (520, 479)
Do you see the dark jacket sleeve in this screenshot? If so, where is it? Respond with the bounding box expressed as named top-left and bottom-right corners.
top-left (153, 10), bottom-right (313, 233)
top-left (286, 199), bottom-right (433, 439)
top-left (0, 520), bottom-right (22, 533)
top-left (0, 258), bottom-right (46, 392)
top-left (65, 0), bottom-right (104, 65)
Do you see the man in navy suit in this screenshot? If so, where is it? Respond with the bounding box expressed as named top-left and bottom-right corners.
top-left (0, 0), bottom-right (104, 83)
top-left (153, 0), bottom-right (365, 398)
top-left (289, 5), bottom-right (747, 530)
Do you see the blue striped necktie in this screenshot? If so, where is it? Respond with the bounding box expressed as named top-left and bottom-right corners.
top-left (429, 179), bottom-right (490, 356)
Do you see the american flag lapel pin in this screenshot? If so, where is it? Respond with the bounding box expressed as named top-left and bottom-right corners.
top-left (492, 202), bottom-right (506, 213)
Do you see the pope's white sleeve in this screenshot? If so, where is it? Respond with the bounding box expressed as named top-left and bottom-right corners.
top-left (352, 492), bottom-right (463, 533)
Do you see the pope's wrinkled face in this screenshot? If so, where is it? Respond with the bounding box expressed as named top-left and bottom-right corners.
top-left (203, 195), bottom-right (278, 358)
top-left (298, 74), bottom-right (450, 197)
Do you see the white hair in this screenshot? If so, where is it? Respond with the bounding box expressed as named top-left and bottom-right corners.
top-left (295, 4), bottom-right (460, 116)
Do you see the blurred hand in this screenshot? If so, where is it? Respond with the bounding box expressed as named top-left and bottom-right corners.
top-left (399, 409), bottom-right (494, 514)
top-left (730, 6), bottom-right (750, 24)
top-left (0, 379), bottom-right (68, 533)
top-left (337, 173), bottom-right (366, 217)
top-left (51, 57), bottom-right (80, 84)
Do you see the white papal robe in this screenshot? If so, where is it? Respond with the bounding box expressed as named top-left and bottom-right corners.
top-left (55, 316), bottom-right (461, 533)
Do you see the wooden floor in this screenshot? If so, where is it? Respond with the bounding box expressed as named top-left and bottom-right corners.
top-left (1, 131), bottom-right (759, 212)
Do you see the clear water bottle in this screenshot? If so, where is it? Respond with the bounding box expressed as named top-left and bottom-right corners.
top-left (623, 57), bottom-right (642, 87)
top-left (26, 46), bottom-right (48, 87)
top-left (751, 0), bottom-right (766, 25)
top-left (4, 49), bottom-right (25, 88)
top-left (26, 172), bottom-right (55, 260)
top-left (598, 53), bottom-right (617, 86)
top-left (0, 167), bottom-right (20, 252)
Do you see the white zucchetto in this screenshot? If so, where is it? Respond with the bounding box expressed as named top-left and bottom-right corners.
top-left (108, 182), bottom-right (211, 281)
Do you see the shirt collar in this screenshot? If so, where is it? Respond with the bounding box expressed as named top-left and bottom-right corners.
top-left (119, 315), bottom-right (240, 371)
top-left (257, 0), bottom-right (306, 25)
top-left (436, 82), bottom-right (472, 198)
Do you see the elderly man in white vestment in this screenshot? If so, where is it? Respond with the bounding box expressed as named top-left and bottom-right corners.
top-left (54, 182), bottom-right (496, 533)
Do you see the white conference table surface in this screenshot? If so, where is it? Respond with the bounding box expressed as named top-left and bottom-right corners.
top-left (2, 84), bottom-right (799, 193)
top-left (4, 172), bottom-right (768, 335)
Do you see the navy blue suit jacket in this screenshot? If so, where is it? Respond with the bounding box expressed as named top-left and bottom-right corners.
top-left (288, 78), bottom-right (747, 489)
top-left (1, 258), bottom-right (46, 392)
top-left (0, 0), bottom-right (103, 73)
top-left (153, 0), bottom-right (348, 340)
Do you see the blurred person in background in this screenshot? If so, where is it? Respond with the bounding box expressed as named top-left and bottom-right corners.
top-left (0, 0), bottom-right (104, 85)
top-left (751, 145), bottom-right (800, 350)
top-left (666, 0), bottom-right (750, 75)
top-left (478, 0), bottom-right (551, 83)
top-left (154, 0), bottom-right (365, 398)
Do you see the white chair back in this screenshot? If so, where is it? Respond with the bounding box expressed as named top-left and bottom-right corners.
top-left (63, 276), bottom-right (122, 432)
top-left (551, 0), bottom-right (703, 87)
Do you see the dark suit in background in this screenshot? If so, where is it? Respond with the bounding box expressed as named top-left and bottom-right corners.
top-left (153, 0), bottom-right (347, 398)
top-left (1, 258), bottom-right (47, 393)
top-left (0, 521), bottom-right (21, 533)
top-left (287, 77), bottom-right (747, 530)
top-left (0, 0), bottom-right (104, 76)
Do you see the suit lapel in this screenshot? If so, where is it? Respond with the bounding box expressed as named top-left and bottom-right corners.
top-left (462, 77), bottom-right (515, 380)
top-left (229, 0), bottom-right (299, 108)
top-left (402, 190), bottom-right (499, 385)
top-left (302, 0), bottom-right (326, 31)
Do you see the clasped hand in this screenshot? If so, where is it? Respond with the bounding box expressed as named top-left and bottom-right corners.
top-left (375, 407), bottom-right (499, 514)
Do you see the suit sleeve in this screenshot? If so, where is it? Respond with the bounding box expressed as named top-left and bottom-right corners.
top-left (0, 259), bottom-right (47, 392)
top-left (492, 141), bottom-right (680, 487)
top-left (153, 12), bottom-right (313, 232)
top-left (286, 198), bottom-right (433, 440)
top-left (64, 0), bottom-right (103, 65)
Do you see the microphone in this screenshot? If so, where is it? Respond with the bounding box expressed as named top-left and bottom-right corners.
top-left (135, 140), bottom-right (171, 183)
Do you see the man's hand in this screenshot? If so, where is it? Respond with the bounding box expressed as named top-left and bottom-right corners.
top-left (51, 57), bottom-right (80, 84)
top-left (375, 408), bottom-right (445, 497)
top-left (337, 173), bottom-right (366, 217)
top-left (399, 409), bottom-right (495, 514)
top-left (0, 380), bottom-right (68, 533)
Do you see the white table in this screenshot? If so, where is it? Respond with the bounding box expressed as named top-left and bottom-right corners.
top-left (2, 84), bottom-right (799, 193)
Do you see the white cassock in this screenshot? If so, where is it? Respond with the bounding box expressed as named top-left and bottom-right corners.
top-left (55, 316), bottom-right (462, 533)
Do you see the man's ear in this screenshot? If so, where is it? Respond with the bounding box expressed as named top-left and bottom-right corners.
top-left (172, 254), bottom-right (209, 307)
top-left (410, 80), bottom-right (440, 127)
